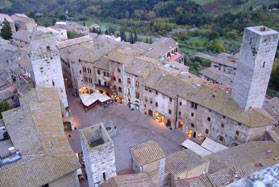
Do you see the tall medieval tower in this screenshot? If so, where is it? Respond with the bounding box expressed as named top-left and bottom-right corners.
top-left (232, 26), bottom-right (279, 111)
top-left (80, 123), bottom-right (116, 187)
top-left (30, 34), bottom-right (68, 108)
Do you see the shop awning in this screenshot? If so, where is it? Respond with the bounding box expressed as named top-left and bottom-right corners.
top-left (91, 92), bottom-right (111, 103)
top-left (80, 94), bottom-right (98, 107)
top-left (80, 92), bottom-right (111, 107)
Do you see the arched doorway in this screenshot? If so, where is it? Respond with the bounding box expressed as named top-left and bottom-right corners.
top-left (148, 110), bottom-right (153, 117)
top-left (166, 119), bottom-right (171, 127)
top-left (177, 121), bottom-right (183, 129)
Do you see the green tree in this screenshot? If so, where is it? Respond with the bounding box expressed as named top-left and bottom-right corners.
top-left (134, 32), bottom-right (138, 43)
top-left (129, 32), bottom-right (134, 44)
top-left (208, 31), bottom-right (219, 41)
top-left (0, 19), bottom-right (12, 40)
top-left (120, 30), bottom-right (126, 41)
top-left (207, 40), bottom-right (225, 53)
top-left (0, 101), bottom-right (10, 119)
top-left (149, 37), bottom-right (152, 44)
top-left (145, 37), bottom-right (148, 43)
top-left (270, 57), bottom-right (279, 90)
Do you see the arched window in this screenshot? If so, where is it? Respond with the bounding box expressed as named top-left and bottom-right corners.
top-left (263, 62), bottom-right (266, 68)
top-left (127, 78), bottom-right (131, 84)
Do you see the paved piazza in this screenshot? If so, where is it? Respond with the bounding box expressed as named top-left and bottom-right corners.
top-left (66, 89), bottom-right (186, 171)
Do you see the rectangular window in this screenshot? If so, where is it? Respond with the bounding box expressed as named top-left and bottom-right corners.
top-left (136, 92), bottom-right (140, 99)
top-left (191, 102), bottom-right (197, 109)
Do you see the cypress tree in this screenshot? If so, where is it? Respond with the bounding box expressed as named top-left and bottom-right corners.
top-left (134, 31), bottom-right (138, 43)
top-left (129, 32), bottom-right (133, 44)
top-left (145, 37), bottom-right (148, 43)
top-left (0, 19), bottom-right (12, 40)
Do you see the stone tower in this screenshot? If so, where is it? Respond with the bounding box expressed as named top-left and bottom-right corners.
top-left (80, 123), bottom-right (116, 187)
top-left (30, 34), bottom-right (68, 108)
top-left (232, 26), bottom-right (279, 111)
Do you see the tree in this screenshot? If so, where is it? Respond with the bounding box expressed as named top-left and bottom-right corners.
top-left (0, 101), bottom-right (10, 119)
top-left (208, 31), bottom-right (219, 41)
top-left (134, 32), bottom-right (138, 43)
top-left (149, 37), bottom-right (152, 44)
top-left (120, 30), bottom-right (126, 41)
top-left (0, 19), bottom-right (12, 40)
top-left (145, 37), bottom-right (148, 43)
top-left (270, 57), bottom-right (279, 90)
top-left (129, 32), bottom-right (134, 44)
top-left (207, 40), bottom-right (225, 53)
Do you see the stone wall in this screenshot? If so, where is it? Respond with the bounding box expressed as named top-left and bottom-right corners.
top-left (81, 61), bottom-right (96, 93)
top-left (143, 87), bottom-right (176, 130)
top-left (31, 46), bottom-right (68, 108)
top-left (80, 125), bottom-right (116, 187)
top-left (142, 158), bottom-right (165, 187)
top-left (177, 96), bottom-right (257, 146)
top-left (232, 26), bottom-right (279, 111)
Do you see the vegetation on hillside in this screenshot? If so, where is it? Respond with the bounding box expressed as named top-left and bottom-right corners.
top-left (0, 19), bottom-right (12, 40)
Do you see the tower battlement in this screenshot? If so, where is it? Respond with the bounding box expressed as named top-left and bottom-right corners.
top-left (80, 123), bottom-right (116, 187)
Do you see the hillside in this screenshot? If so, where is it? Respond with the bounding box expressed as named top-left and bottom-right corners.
top-left (191, 0), bottom-right (278, 14)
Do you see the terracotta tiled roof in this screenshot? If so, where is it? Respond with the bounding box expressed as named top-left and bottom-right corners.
top-left (199, 67), bottom-right (234, 87)
top-left (165, 150), bottom-right (209, 175)
top-left (206, 141), bottom-right (279, 186)
top-left (0, 88), bottom-right (80, 187)
top-left (130, 140), bottom-right (165, 166)
top-left (169, 52), bottom-right (182, 62)
top-left (195, 52), bottom-right (237, 68)
top-left (101, 173), bottom-right (155, 187)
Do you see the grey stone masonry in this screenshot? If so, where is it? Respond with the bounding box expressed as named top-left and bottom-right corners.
top-left (232, 26), bottom-right (279, 111)
top-left (80, 123), bottom-right (116, 187)
top-left (30, 37), bottom-right (69, 108)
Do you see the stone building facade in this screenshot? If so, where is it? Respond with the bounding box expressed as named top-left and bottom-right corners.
top-left (80, 123), bottom-right (116, 187)
top-left (30, 37), bottom-right (68, 108)
top-left (130, 140), bottom-right (166, 186)
top-left (176, 95), bottom-right (273, 146)
top-left (56, 26), bottom-right (278, 147)
top-left (232, 26), bottom-right (279, 111)
top-left (143, 86), bottom-right (177, 130)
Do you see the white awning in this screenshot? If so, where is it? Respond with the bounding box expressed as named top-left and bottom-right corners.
top-left (201, 138), bottom-right (228, 153)
top-left (80, 94), bottom-right (98, 107)
top-left (91, 92), bottom-right (111, 103)
top-left (80, 92), bottom-right (111, 107)
top-left (181, 139), bottom-right (211, 157)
